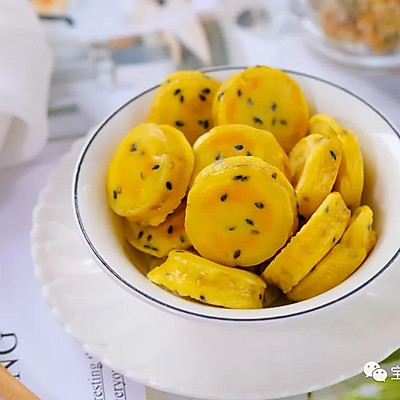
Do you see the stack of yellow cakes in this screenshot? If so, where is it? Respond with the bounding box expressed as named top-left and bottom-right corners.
top-left (106, 66), bottom-right (376, 309)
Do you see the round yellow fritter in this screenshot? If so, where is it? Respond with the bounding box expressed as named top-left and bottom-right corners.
top-left (309, 113), bottom-right (342, 138)
top-left (287, 206), bottom-right (376, 301)
top-left (107, 123), bottom-right (193, 225)
top-left (262, 192), bottom-right (351, 293)
top-left (289, 134), bottom-right (342, 219)
top-left (192, 124), bottom-right (291, 182)
top-left (213, 66), bottom-right (309, 152)
top-left (185, 156), bottom-right (297, 267)
top-left (148, 72), bottom-right (220, 145)
top-left (124, 202), bottom-right (191, 258)
top-left (310, 114), bottom-right (364, 210)
top-left (334, 128), bottom-right (364, 210)
top-left (147, 250), bottom-right (266, 309)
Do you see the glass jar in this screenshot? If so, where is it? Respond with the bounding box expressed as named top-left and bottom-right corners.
top-left (293, 0), bottom-right (400, 69)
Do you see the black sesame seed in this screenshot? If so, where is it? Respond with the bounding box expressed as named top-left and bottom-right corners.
top-left (197, 119), bottom-right (210, 129)
top-left (255, 202), bottom-right (264, 209)
top-left (271, 102), bottom-right (277, 111)
top-left (234, 144), bottom-right (244, 150)
top-left (253, 116), bottom-right (263, 124)
top-left (233, 249), bottom-right (241, 259)
top-left (237, 89), bottom-right (242, 97)
top-left (166, 181), bottom-right (173, 190)
top-left (147, 234), bottom-right (152, 241)
top-left (228, 226), bottom-right (236, 231)
top-left (200, 295), bottom-right (206, 302)
top-left (259, 294), bottom-right (263, 299)
top-left (217, 92), bottom-right (224, 101)
top-left (251, 230), bottom-right (260, 235)
top-left (271, 117), bottom-right (276, 125)
top-left (113, 186), bottom-right (121, 199)
top-left (245, 219), bottom-right (254, 226)
top-left (179, 95), bottom-right (184, 103)
top-left (167, 225), bottom-right (173, 234)
top-left (298, 214), bottom-right (306, 221)
top-left (202, 88), bottom-right (210, 94)
top-left (271, 172), bottom-right (277, 179)
top-left (246, 151), bottom-right (252, 156)
top-left (325, 206), bottom-right (330, 213)
top-left (333, 237), bottom-right (336, 243)
top-left (233, 175), bottom-right (249, 181)
top-left (152, 164), bottom-right (160, 170)
top-left (280, 119), bottom-right (287, 126)
top-left (140, 172), bottom-right (144, 180)
top-left (199, 94), bottom-right (206, 102)
top-left (130, 144), bottom-right (137, 152)
top-left (247, 98), bottom-right (253, 106)
top-left (175, 120), bottom-right (184, 127)
top-left (220, 194), bottom-right (228, 202)
top-left (215, 153), bottom-right (222, 161)
top-left (173, 88), bottom-right (181, 95)
top-left (138, 230), bottom-right (144, 239)
top-left (330, 150), bottom-right (337, 160)
top-left (180, 235), bottom-right (185, 243)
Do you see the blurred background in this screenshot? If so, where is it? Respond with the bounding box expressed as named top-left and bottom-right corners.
top-left (30, 0), bottom-right (400, 140)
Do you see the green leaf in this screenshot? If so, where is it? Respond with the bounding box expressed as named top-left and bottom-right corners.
top-left (381, 349), bottom-right (400, 365)
top-left (343, 379), bottom-right (400, 400)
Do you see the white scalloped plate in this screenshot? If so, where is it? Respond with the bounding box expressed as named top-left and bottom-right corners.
top-left (32, 138), bottom-right (400, 400)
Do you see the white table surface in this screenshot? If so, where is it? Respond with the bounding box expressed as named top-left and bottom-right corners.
top-left (0, 11), bottom-right (399, 400)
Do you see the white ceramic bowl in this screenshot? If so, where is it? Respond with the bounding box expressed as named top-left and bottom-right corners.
top-left (72, 67), bottom-right (400, 398)
top-left (73, 66), bottom-right (400, 321)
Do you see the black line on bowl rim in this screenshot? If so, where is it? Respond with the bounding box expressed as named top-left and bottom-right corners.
top-left (73, 66), bottom-right (400, 322)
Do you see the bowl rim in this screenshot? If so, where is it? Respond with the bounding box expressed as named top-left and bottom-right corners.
top-left (73, 65), bottom-right (400, 322)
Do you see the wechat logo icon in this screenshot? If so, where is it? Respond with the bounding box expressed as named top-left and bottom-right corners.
top-left (363, 361), bottom-right (387, 382)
